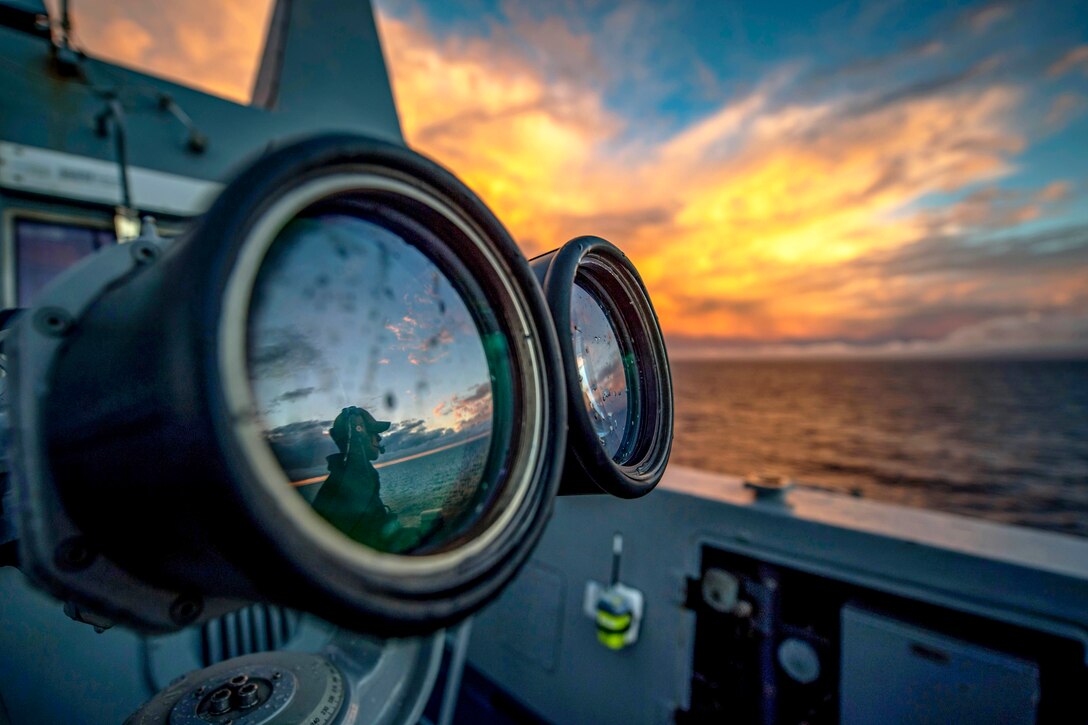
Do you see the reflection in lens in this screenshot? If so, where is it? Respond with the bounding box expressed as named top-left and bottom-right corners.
top-left (571, 282), bottom-right (631, 459)
top-left (246, 213), bottom-right (494, 555)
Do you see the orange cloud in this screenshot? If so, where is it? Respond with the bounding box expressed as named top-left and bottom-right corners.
top-left (378, 13), bottom-right (626, 253)
top-left (1036, 181), bottom-right (1071, 204)
top-left (430, 382), bottom-right (491, 432)
top-left (52, 1), bottom-right (1082, 354)
top-left (966, 3), bottom-right (1012, 34)
top-left (1048, 45), bottom-right (1088, 78)
top-left (1046, 93), bottom-right (1087, 129)
top-left (55, 0), bottom-right (275, 104)
top-left (377, 10), bottom-right (1043, 345)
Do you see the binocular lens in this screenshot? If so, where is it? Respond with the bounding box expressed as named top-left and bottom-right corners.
top-left (10, 135), bottom-right (566, 633)
top-left (570, 282), bottom-right (633, 460)
top-left (247, 213), bottom-right (498, 555)
top-left (531, 236), bottom-right (671, 498)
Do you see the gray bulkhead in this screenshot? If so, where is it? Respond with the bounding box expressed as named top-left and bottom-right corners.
top-left (467, 468), bottom-right (1088, 723)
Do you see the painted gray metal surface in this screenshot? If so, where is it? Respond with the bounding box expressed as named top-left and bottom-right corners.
top-left (663, 466), bottom-right (1088, 583)
top-left (840, 605), bottom-right (1039, 724)
top-left (0, 142), bottom-right (222, 215)
top-left (0, 568), bottom-right (150, 724)
top-left (467, 465), bottom-right (1088, 724)
top-left (3, 0), bottom-right (44, 14)
top-left (3, 464), bottom-right (1087, 724)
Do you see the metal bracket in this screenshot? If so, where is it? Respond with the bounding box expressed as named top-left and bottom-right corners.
top-left (7, 231), bottom-right (243, 632)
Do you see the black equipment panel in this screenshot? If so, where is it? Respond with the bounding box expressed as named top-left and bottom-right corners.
top-left (678, 545), bottom-right (1087, 724)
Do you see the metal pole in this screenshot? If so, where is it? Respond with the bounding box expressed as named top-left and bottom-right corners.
top-left (438, 618), bottom-right (473, 725)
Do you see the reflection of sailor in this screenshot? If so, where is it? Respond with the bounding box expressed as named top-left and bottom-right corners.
top-left (312, 406), bottom-right (398, 549)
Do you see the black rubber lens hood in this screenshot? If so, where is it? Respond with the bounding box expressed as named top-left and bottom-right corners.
top-left (36, 134), bottom-right (567, 635)
top-left (531, 236), bottom-right (672, 498)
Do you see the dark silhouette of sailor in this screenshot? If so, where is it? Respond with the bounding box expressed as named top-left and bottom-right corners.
top-left (311, 406), bottom-right (399, 550)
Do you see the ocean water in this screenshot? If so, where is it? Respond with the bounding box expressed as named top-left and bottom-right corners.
top-left (670, 359), bottom-right (1088, 537)
top-left (379, 435), bottom-right (491, 525)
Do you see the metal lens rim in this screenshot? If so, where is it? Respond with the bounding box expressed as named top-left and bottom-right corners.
top-left (218, 172), bottom-right (545, 577)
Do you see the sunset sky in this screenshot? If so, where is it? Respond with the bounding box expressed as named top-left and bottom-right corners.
top-left (68, 0), bottom-right (1088, 358)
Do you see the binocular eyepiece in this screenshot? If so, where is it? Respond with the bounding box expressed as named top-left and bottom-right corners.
top-left (4, 133), bottom-right (672, 637)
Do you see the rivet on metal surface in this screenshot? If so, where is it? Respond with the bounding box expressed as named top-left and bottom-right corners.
top-left (701, 568), bottom-right (740, 614)
top-left (54, 536), bottom-right (94, 571)
top-left (130, 241), bottom-right (160, 264)
top-left (33, 307), bottom-right (73, 337)
top-left (169, 594), bottom-right (204, 626)
top-left (743, 472), bottom-right (795, 503)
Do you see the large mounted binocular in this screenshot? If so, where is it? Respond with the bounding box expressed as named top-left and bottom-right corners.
top-left (4, 134), bottom-right (672, 637)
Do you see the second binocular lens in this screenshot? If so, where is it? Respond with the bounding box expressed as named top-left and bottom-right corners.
top-left (532, 236), bottom-right (673, 498)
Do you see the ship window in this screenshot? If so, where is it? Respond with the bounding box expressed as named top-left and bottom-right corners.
top-left (46, 0), bottom-right (277, 106)
top-left (14, 219), bottom-right (115, 307)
